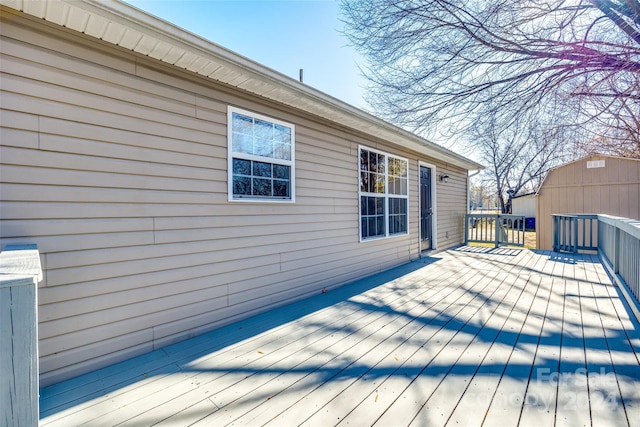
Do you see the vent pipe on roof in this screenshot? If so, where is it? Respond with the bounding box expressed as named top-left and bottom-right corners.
top-left (299, 69), bottom-right (304, 83)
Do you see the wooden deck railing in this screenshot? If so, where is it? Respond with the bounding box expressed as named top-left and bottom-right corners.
top-left (464, 213), bottom-right (526, 248)
top-left (552, 213), bottom-right (640, 321)
top-left (552, 214), bottom-right (598, 253)
top-left (0, 244), bottom-right (42, 426)
top-left (598, 215), bottom-right (640, 309)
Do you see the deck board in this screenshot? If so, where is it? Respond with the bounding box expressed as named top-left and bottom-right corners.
top-left (39, 247), bottom-right (640, 427)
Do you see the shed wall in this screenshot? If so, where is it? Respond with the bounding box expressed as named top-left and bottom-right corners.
top-left (0, 10), bottom-right (468, 385)
top-left (536, 155), bottom-right (640, 250)
top-left (511, 195), bottom-right (536, 218)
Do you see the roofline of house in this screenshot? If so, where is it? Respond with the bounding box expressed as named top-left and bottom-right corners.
top-left (1, 0), bottom-right (483, 171)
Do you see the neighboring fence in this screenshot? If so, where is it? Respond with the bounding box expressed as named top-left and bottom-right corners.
top-left (552, 214), bottom-right (598, 253)
top-left (551, 214), bottom-right (640, 322)
top-left (0, 244), bottom-right (42, 427)
top-left (464, 214), bottom-right (526, 248)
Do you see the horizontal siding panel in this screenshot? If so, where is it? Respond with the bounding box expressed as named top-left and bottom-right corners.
top-left (38, 293), bottom-right (230, 357)
top-left (0, 146), bottom-right (219, 181)
top-left (0, 164), bottom-right (219, 193)
top-left (42, 233), bottom-right (356, 271)
top-left (226, 244), bottom-right (405, 299)
top-left (153, 213), bottom-right (354, 232)
top-left (1, 55), bottom-right (201, 127)
top-left (39, 276), bottom-right (230, 323)
top-left (154, 223), bottom-right (353, 245)
top-left (38, 117), bottom-right (223, 161)
top-left (228, 248), bottom-right (406, 307)
top-left (0, 217), bottom-right (153, 238)
top-left (1, 198), bottom-right (358, 221)
top-left (3, 90), bottom-right (220, 151)
top-left (0, 22), bottom-right (198, 106)
top-left (1, 48), bottom-right (201, 118)
top-left (39, 284), bottom-right (230, 339)
top-left (0, 231), bottom-right (155, 254)
top-left (0, 108), bottom-right (40, 131)
top-left (280, 238), bottom-right (409, 273)
top-left (44, 250), bottom-right (281, 287)
top-left (0, 183), bottom-right (221, 204)
top-left (0, 15), bottom-right (136, 76)
top-left (0, 202), bottom-right (227, 220)
top-left (39, 330), bottom-right (154, 378)
top-left (37, 261), bottom-right (281, 308)
top-left (152, 254), bottom-right (404, 345)
top-left (39, 339), bottom-right (153, 388)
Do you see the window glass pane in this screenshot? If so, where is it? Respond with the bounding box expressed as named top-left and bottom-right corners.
top-left (233, 158), bottom-right (251, 175)
top-left (253, 161), bottom-right (272, 177)
top-left (377, 153), bottom-right (385, 173)
top-left (233, 176), bottom-right (251, 195)
top-left (368, 217), bottom-right (377, 237)
top-left (274, 124), bottom-right (290, 143)
top-left (376, 216), bottom-right (385, 235)
top-left (254, 138), bottom-right (273, 158)
top-left (254, 119), bottom-right (273, 141)
top-left (360, 195), bottom-right (386, 239)
top-left (389, 198), bottom-right (407, 235)
top-left (273, 142), bottom-right (291, 160)
top-left (232, 132), bottom-right (253, 154)
top-left (360, 171), bottom-right (369, 193)
top-left (232, 113), bottom-right (253, 134)
top-left (253, 178), bottom-right (272, 196)
top-left (367, 197), bottom-right (376, 215)
top-left (360, 150), bottom-right (369, 171)
top-left (273, 164), bottom-right (290, 179)
top-left (274, 180), bottom-right (289, 197)
top-left (375, 173), bottom-right (386, 193)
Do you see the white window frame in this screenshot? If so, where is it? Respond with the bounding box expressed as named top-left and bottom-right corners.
top-left (358, 145), bottom-right (410, 242)
top-left (227, 106), bottom-right (295, 203)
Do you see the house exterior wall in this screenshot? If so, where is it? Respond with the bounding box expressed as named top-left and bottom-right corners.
top-left (0, 11), bottom-right (469, 386)
top-left (536, 155), bottom-right (640, 250)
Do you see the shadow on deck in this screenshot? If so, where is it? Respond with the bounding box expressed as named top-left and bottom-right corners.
top-left (40, 247), bottom-right (640, 427)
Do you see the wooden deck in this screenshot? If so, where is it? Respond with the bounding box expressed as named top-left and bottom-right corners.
top-left (39, 247), bottom-right (640, 426)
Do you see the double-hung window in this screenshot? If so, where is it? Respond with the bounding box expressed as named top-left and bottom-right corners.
top-left (228, 107), bottom-right (295, 202)
top-left (359, 146), bottom-right (409, 240)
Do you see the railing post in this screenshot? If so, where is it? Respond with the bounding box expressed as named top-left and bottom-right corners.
top-left (464, 214), bottom-right (469, 245)
top-left (553, 215), bottom-right (558, 251)
top-left (615, 226), bottom-right (621, 274)
top-left (494, 214), bottom-right (500, 248)
top-left (0, 244), bottom-right (42, 427)
top-left (571, 218), bottom-right (578, 254)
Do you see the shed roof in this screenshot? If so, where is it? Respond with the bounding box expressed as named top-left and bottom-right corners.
top-left (1, 0), bottom-right (483, 171)
top-left (536, 153), bottom-right (640, 193)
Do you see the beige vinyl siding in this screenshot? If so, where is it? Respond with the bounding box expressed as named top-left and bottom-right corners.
top-left (536, 155), bottom-right (640, 250)
top-left (433, 166), bottom-right (468, 249)
top-left (1, 10), bottom-right (469, 386)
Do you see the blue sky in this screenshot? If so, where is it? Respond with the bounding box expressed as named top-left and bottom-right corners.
top-left (126, 0), bottom-right (367, 108)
